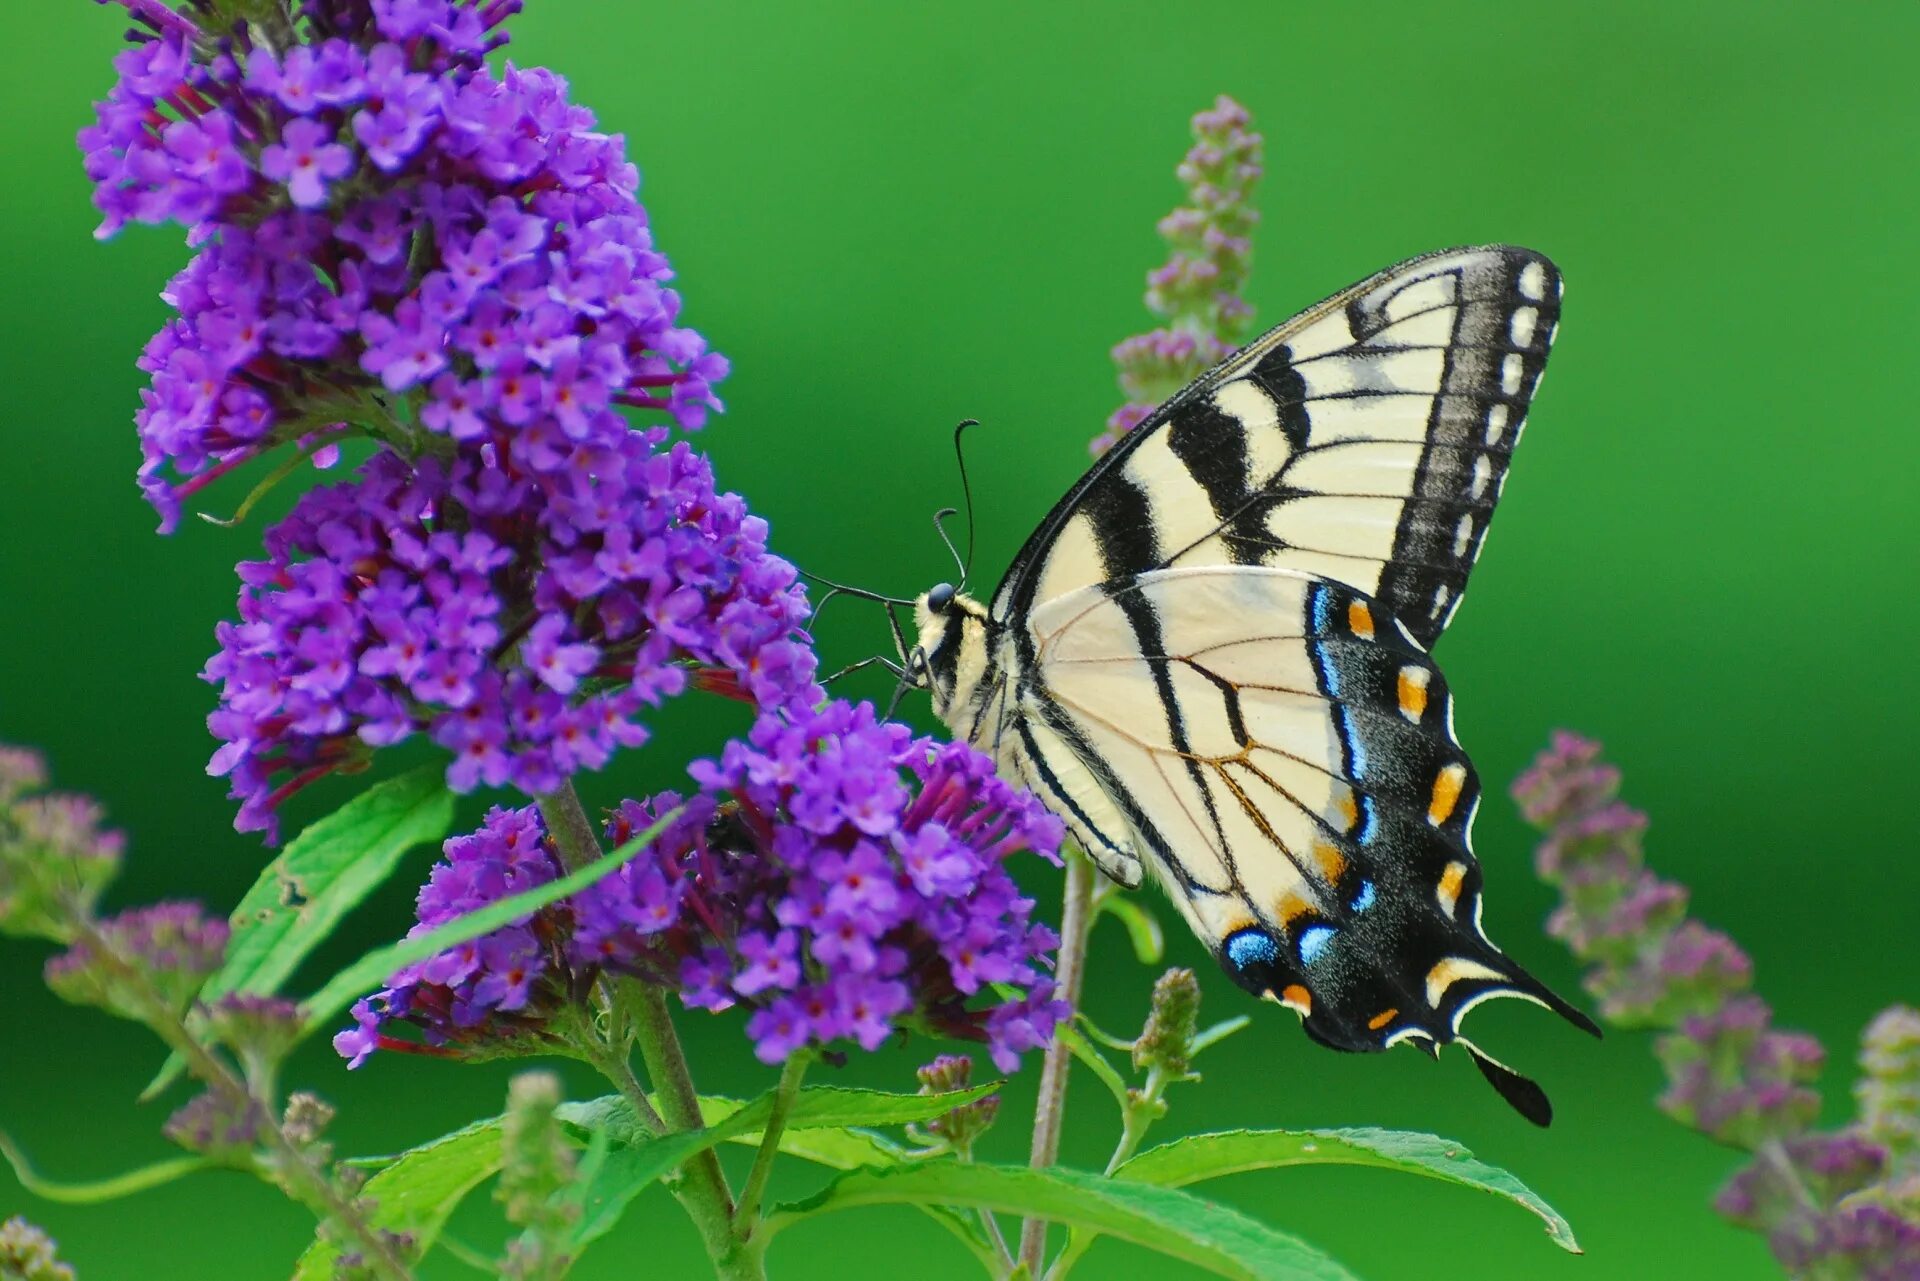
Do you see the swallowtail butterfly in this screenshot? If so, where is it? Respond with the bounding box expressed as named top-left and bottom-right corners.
top-left (900, 246), bottom-right (1598, 1124)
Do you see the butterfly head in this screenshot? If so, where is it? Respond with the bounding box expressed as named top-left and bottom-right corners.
top-left (910, 582), bottom-right (992, 724)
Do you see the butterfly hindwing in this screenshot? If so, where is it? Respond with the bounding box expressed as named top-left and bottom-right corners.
top-left (993, 246), bottom-right (1561, 647)
top-left (1012, 565), bottom-right (1594, 1066)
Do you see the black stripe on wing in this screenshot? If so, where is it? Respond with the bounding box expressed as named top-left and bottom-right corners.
top-left (991, 246), bottom-right (1561, 653)
top-left (1368, 256), bottom-right (1559, 642)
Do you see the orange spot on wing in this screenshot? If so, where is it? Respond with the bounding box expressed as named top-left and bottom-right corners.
top-left (1332, 785), bottom-right (1359, 834)
top-left (1312, 840), bottom-right (1347, 883)
top-left (1436, 860), bottom-right (1468, 915)
top-left (1396, 666), bottom-right (1430, 722)
top-left (1427, 763), bottom-right (1467, 826)
top-left (1346, 600), bottom-right (1375, 639)
top-left (1279, 984), bottom-right (1312, 1015)
top-left (1368, 1007), bottom-right (1399, 1031)
top-left (1274, 892), bottom-right (1313, 927)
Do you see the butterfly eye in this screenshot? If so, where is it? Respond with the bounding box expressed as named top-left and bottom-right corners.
top-left (925, 583), bottom-right (956, 614)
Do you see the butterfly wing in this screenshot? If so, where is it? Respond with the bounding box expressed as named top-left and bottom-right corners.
top-left (1012, 563), bottom-right (1595, 1116)
top-left (992, 246), bottom-right (1560, 647)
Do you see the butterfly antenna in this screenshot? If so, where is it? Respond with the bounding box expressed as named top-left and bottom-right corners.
top-left (796, 568), bottom-right (915, 609)
top-left (932, 507), bottom-right (967, 583)
top-left (951, 417), bottom-right (980, 588)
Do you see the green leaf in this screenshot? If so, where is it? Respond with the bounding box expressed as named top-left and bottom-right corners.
top-left (1115, 1127), bottom-right (1579, 1253)
top-left (293, 1117), bottom-right (503, 1279)
top-left (1097, 894), bottom-right (1165, 965)
top-left (1057, 1022), bottom-right (1131, 1111)
top-left (778, 1083), bottom-right (1003, 1131)
top-left (565, 1125), bottom-right (723, 1249)
top-left (299, 804), bottom-right (683, 1037)
top-left (1189, 1015), bottom-right (1252, 1058)
top-left (725, 1124), bottom-right (905, 1171)
top-left (145, 769), bottom-right (453, 1097)
top-left (764, 1161), bottom-right (1359, 1281)
top-left (554, 1082), bottom-right (1001, 1253)
top-left (0, 1129), bottom-right (214, 1203)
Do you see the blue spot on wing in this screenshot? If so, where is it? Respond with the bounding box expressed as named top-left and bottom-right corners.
top-left (1310, 583), bottom-right (1334, 635)
top-left (1225, 929), bottom-right (1278, 973)
top-left (1356, 794), bottom-right (1378, 844)
top-left (1317, 647), bottom-right (1342, 698)
top-left (1337, 706), bottom-right (1368, 778)
top-left (1350, 880), bottom-right (1376, 913)
top-left (1297, 924), bottom-right (1337, 966)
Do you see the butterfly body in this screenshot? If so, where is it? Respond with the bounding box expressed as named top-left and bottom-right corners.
top-left (907, 246), bottom-right (1596, 1123)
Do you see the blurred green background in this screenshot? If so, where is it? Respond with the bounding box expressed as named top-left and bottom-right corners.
top-left (3, 1), bottom-right (1916, 1277)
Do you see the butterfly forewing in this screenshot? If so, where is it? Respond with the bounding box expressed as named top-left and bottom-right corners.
top-left (991, 245), bottom-right (1561, 646)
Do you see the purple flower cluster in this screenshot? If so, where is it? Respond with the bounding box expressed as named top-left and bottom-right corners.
top-left (205, 433), bottom-right (815, 838)
top-left (81, 4), bottom-right (816, 835)
top-left (1514, 732), bottom-right (1821, 1144)
top-left (84, 2), bottom-right (726, 532)
top-left (1717, 1132), bottom-right (1920, 1281)
top-left (1093, 95), bottom-right (1262, 455)
top-left (338, 700), bottom-right (1068, 1072)
top-left (0, 744), bottom-right (126, 943)
top-left (689, 701), bottom-right (1068, 1069)
top-left (44, 901), bottom-right (229, 1021)
top-left (1515, 732), bottom-right (1920, 1279)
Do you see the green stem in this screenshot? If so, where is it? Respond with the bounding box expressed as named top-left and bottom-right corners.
top-left (1016, 845), bottom-right (1098, 1276)
top-left (535, 784), bottom-right (761, 1281)
top-left (1051, 1063), bottom-right (1175, 1280)
top-left (1103, 1065), bottom-right (1170, 1176)
top-left (583, 1033), bottom-right (667, 1141)
top-left (69, 917), bottom-right (413, 1280)
top-left (733, 1052), bottom-right (809, 1235)
top-left (631, 982), bottom-right (760, 1279)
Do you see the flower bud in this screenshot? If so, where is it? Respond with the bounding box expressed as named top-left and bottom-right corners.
top-left (498, 1071), bottom-right (578, 1280)
top-left (164, 1088), bottom-right (262, 1163)
top-left (1094, 96), bottom-right (1261, 455)
top-left (0, 779), bottom-right (124, 942)
top-left (283, 1092), bottom-right (337, 1149)
top-left (0, 1217), bottom-right (74, 1281)
top-left (1134, 968), bottom-right (1201, 1078)
top-left (1858, 1005), bottom-right (1920, 1173)
top-left (205, 993), bottom-right (305, 1074)
top-left (916, 1055), bottom-right (1000, 1150)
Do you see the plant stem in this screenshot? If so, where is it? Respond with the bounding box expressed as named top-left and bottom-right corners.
top-left (535, 783), bottom-right (761, 1281)
top-left (586, 1036), bottom-right (667, 1140)
top-left (1016, 845), bottom-right (1098, 1276)
top-left (631, 981), bottom-right (761, 1279)
top-left (1103, 1065), bottom-right (1170, 1176)
top-left (72, 918), bottom-right (414, 1280)
top-left (733, 1051), bottom-right (808, 1234)
top-left (1039, 1064), bottom-right (1176, 1281)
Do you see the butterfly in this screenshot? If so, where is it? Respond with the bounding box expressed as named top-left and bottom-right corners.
top-left (875, 246), bottom-right (1598, 1124)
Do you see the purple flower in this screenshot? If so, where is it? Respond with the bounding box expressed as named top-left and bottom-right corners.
top-left (259, 116), bottom-right (354, 208)
top-left (1516, 733), bottom-right (1920, 1274)
top-left (44, 902), bottom-right (228, 1021)
top-left (340, 702), bottom-right (1066, 1072)
top-left (203, 435), bottom-right (816, 840)
top-left (0, 748), bottom-right (126, 943)
top-left (86, 5), bottom-right (730, 531)
top-left (1093, 95), bottom-right (1262, 455)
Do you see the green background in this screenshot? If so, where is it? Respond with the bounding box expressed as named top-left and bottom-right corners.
top-left (3, 2), bottom-right (1916, 1277)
